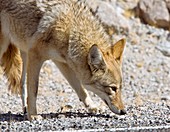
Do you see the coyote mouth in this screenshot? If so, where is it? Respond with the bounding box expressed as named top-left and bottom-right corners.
top-left (104, 99), bottom-right (126, 115)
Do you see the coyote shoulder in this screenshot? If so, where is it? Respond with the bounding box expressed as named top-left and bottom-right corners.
top-left (0, 0), bottom-right (126, 120)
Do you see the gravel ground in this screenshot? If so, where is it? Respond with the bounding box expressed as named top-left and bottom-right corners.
top-left (0, 5), bottom-right (170, 132)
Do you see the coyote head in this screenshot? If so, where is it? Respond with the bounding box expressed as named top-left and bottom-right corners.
top-left (87, 39), bottom-right (126, 115)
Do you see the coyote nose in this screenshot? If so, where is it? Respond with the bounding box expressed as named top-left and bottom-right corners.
top-left (120, 109), bottom-right (126, 115)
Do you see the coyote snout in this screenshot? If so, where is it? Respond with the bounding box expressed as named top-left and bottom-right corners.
top-left (103, 87), bottom-right (126, 115)
top-left (87, 39), bottom-right (126, 115)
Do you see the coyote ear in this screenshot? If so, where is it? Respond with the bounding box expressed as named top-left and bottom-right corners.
top-left (88, 44), bottom-right (106, 70)
top-left (112, 38), bottom-right (126, 63)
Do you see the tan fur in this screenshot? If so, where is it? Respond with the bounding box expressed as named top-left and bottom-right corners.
top-left (1, 44), bottom-right (22, 94)
top-left (0, 0), bottom-right (126, 120)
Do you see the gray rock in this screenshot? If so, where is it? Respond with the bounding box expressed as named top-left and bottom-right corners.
top-left (156, 41), bottom-right (170, 57)
top-left (137, 0), bottom-right (170, 29)
top-left (82, 0), bottom-right (130, 33)
top-left (97, 1), bottom-right (129, 31)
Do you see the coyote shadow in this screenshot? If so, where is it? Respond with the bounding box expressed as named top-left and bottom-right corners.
top-left (0, 112), bottom-right (113, 122)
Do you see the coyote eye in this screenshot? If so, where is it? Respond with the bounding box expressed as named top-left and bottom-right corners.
top-left (110, 86), bottom-right (117, 92)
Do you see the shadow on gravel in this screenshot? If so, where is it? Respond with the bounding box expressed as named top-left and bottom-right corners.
top-left (0, 112), bottom-right (113, 122)
top-left (0, 112), bottom-right (27, 122)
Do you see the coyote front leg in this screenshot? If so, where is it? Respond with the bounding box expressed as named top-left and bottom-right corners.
top-left (54, 61), bottom-right (98, 112)
top-left (20, 51), bottom-right (27, 114)
top-left (27, 50), bottom-right (43, 120)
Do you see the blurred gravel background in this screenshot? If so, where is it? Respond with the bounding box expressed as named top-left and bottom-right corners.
top-left (0, 0), bottom-right (170, 131)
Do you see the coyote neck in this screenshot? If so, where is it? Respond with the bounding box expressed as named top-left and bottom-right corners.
top-left (68, 2), bottom-right (110, 57)
top-left (67, 2), bottom-right (111, 82)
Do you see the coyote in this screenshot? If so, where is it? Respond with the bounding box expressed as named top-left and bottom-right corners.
top-left (0, 0), bottom-right (126, 120)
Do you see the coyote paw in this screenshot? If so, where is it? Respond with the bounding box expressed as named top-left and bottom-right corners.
top-left (28, 115), bottom-right (43, 121)
top-left (84, 97), bottom-right (102, 113)
top-left (87, 104), bottom-right (106, 114)
top-left (23, 107), bottom-right (27, 114)
top-left (87, 106), bottom-right (98, 113)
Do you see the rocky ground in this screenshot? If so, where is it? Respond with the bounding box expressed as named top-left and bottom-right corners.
top-left (0, 0), bottom-right (170, 131)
